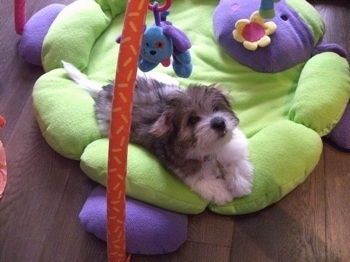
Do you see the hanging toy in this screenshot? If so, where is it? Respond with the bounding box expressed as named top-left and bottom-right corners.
top-left (117, 1), bottom-right (193, 78)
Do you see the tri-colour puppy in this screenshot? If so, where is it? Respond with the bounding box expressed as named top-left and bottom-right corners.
top-left (63, 61), bottom-right (253, 205)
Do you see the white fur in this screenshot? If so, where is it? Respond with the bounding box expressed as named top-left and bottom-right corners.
top-left (61, 61), bottom-right (102, 98)
top-left (141, 70), bottom-right (180, 86)
top-left (62, 60), bottom-right (180, 97)
top-left (189, 111), bottom-right (236, 157)
top-left (183, 129), bottom-right (253, 204)
top-left (218, 129), bottom-right (253, 198)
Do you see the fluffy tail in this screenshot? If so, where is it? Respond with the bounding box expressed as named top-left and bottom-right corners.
top-left (62, 61), bottom-right (102, 98)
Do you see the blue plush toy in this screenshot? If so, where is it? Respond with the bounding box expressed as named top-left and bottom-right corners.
top-left (140, 25), bottom-right (173, 70)
top-left (118, 2), bottom-right (193, 78)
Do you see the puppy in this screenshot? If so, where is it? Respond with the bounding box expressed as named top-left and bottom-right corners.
top-left (62, 61), bottom-right (253, 205)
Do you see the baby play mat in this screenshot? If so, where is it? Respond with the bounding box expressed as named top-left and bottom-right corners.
top-left (31, 0), bottom-right (350, 215)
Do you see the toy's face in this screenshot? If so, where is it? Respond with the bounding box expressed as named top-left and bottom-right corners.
top-left (141, 26), bottom-right (172, 64)
top-left (213, 0), bottom-right (323, 73)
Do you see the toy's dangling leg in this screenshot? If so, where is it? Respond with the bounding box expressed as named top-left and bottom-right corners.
top-left (259, 0), bottom-right (280, 19)
top-left (172, 47), bottom-right (192, 78)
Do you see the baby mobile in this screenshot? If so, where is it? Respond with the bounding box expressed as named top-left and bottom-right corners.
top-left (116, 1), bottom-right (193, 78)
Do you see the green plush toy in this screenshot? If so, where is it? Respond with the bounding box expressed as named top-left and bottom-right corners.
top-left (32, 0), bottom-right (350, 215)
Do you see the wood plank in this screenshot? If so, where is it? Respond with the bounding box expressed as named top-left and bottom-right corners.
top-left (324, 144), bottom-right (350, 260)
top-left (187, 210), bottom-right (234, 247)
top-left (0, 96), bottom-right (106, 261)
top-left (317, 3), bottom-right (350, 259)
top-left (315, 4), bottom-right (350, 54)
top-left (230, 149), bottom-right (328, 261)
top-left (132, 241), bottom-right (231, 262)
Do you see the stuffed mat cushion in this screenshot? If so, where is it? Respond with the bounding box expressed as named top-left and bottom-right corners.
top-left (33, 0), bottom-right (350, 215)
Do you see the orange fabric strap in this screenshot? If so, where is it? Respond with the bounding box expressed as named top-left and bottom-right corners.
top-left (106, 0), bottom-right (148, 261)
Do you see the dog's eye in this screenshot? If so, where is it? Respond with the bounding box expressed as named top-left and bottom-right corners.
top-left (213, 105), bottom-right (219, 112)
top-left (155, 41), bottom-right (164, 48)
top-left (188, 115), bottom-right (201, 125)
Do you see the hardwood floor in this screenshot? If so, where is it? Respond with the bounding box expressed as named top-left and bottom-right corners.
top-left (0, 1), bottom-right (349, 261)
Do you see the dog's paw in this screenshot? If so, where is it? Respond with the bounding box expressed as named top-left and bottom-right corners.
top-left (226, 160), bottom-right (254, 198)
top-left (192, 178), bottom-right (234, 205)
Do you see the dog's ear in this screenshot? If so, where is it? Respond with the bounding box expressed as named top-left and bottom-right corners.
top-left (150, 111), bottom-right (173, 137)
top-left (208, 84), bottom-right (233, 107)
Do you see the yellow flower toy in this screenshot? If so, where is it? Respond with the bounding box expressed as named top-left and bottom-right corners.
top-left (233, 11), bottom-right (277, 50)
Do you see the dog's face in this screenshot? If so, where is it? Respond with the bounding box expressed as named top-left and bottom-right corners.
top-left (150, 84), bottom-right (239, 158)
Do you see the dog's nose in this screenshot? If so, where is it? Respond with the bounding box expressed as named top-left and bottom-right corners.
top-left (150, 50), bottom-right (157, 55)
top-left (211, 117), bottom-right (226, 132)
